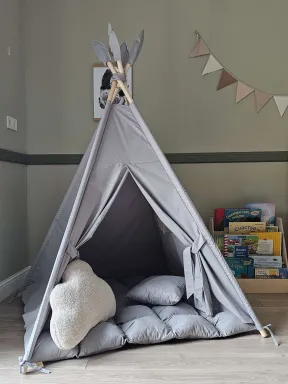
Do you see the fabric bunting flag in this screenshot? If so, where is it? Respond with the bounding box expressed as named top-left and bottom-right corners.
top-left (273, 95), bottom-right (288, 117)
top-left (190, 38), bottom-right (210, 58)
top-left (217, 70), bottom-right (237, 91)
top-left (235, 82), bottom-right (254, 103)
top-left (190, 31), bottom-right (288, 117)
top-left (254, 91), bottom-right (272, 113)
top-left (202, 55), bottom-right (223, 75)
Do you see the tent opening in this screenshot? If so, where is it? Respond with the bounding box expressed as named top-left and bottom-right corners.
top-left (79, 173), bottom-right (186, 283)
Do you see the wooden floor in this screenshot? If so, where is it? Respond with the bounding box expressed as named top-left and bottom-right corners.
top-left (0, 294), bottom-right (288, 383)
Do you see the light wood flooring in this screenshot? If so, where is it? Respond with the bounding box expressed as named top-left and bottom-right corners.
top-left (0, 294), bottom-right (288, 383)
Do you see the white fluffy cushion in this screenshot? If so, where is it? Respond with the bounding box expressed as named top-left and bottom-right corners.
top-left (50, 259), bottom-right (116, 350)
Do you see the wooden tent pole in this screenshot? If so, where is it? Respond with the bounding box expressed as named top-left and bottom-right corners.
top-left (107, 80), bottom-right (118, 102)
top-left (125, 63), bottom-right (131, 73)
top-left (260, 329), bottom-right (268, 338)
top-left (107, 62), bottom-right (133, 104)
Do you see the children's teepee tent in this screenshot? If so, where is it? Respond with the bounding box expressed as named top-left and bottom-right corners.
top-left (20, 25), bottom-right (268, 374)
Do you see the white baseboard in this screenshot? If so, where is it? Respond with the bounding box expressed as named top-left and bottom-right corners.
top-left (0, 266), bottom-right (30, 303)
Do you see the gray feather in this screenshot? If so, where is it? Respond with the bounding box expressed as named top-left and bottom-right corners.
top-left (120, 42), bottom-right (129, 67)
top-left (108, 24), bottom-right (121, 61)
top-left (92, 40), bottom-right (111, 64)
top-left (128, 30), bottom-right (144, 64)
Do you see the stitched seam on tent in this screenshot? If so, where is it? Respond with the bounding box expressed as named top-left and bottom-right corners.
top-left (129, 104), bottom-right (262, 329)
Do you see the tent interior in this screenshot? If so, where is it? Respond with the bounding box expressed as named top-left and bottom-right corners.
top-left (79, 173), bottom-right (184, 283)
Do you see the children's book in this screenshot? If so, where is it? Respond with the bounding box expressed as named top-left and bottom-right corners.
top-left (255, 232), bottom-right (282, 256)
top-left (224, 208), bottom-right (262, 232)
top-left (250, 255), bottom-right (282, 268)
top-left (224, 235), bottom-right (258, 257)
top-left (257, 239), bottom-right (273, 255)
top-left (255, 268), bottom-right (279, 279)
top-left (214, 208), bottom-right (225, 231)
top-left (229, 222), bottom-right (266, 234)
top-left (244, 203), bottom-right (275, 225)
top-left (225, 258), bottom-right (254, 278)
top-left (215, 235), bottom-right (225, 255)
top-left (266, 225), bottom-right (278, 232)
top-left (255, 268), bottom-right (288, 279)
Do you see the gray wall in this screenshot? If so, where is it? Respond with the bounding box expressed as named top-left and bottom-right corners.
top-left (23, 0), bottom-right (288, 262)
top-left (0, 0), bottom-right (28, 280)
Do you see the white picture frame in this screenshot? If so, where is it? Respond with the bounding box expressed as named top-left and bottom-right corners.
top-left (93, 63), bottom-right (133, 120)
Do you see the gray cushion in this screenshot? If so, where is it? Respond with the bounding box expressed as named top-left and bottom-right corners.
top-left (121, 316), bottom-right (173, 344)
top-left (153, 303), bottom-right (198, 321)
top-left (209, 311), bottom-right (256, 337)
top-left (126, 275), bottom-right (185, 305)
top-left (79, 319), bottom-right (125, 357)
top-left (166, 315), bottom-right (219, 339)
top-left (116, 305), bottom-right (154, 324)
top-left (31, 331), bottom-right (78, 363)
top-left (116, 304), bottom-right (173, 344)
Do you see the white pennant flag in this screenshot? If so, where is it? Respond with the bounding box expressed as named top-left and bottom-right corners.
top-left (202, 55), bottom-right (223, 75)
top-left (274, 95), bottom-right (288, 117)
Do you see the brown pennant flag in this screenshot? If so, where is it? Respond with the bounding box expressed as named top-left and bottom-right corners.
top-left (235, 82), bottom-right (254, 103)
top-left (254, 90), bottom-right (272, 113)
top-left (217, 70), bottom-right (237, 90)
top-left (190, 39), bottom-right (210, 58)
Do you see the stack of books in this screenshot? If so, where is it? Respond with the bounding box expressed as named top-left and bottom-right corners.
top-left (213, 203), bottom-right (287, 279)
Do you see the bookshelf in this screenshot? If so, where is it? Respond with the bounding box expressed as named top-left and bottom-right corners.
top-left (209, 217), bottom-right (288, 293)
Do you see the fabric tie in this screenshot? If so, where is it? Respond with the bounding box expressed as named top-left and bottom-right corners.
top-left (110, 73), bottom-right (127, 83)
top-left (66, 243), bottom-right (79, 259)
top-left (183, 233), bottom-right (206, 299)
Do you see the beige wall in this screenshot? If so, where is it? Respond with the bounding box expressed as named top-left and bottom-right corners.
top-left (23, 0), bottom-right (288, 261)
top-left (0, 0), bottom-right (26, 152)
top-left (0, 0), bottom-right (28, 280)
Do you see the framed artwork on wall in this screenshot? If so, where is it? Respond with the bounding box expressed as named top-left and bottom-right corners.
top-left (93, 63), bottom-right (133, 120)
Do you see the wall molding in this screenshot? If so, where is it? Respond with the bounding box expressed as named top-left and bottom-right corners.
top-left (1, 148), bottom-right (288, 165)
top-left (0, 148), bottom-right (28, 165)
top-left (0, 266), bottom-right (30, 303)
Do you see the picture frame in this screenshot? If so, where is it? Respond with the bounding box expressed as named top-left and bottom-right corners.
top-left (93, 63), bottom-right (133, 120)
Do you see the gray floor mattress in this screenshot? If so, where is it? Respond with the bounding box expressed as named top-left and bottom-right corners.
top-left (31, 277), bottom-right (255, 363)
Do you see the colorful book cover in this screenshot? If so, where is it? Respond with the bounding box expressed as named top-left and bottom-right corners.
top-left (216, 235), bottom-right (225, 255)
top-left (257, 239), bottom-right (273, 255)
top-left (224, 208), bottom-right (262, 232)
top-left (255, 232), bottom-right (282, 256)
top-left (249, 255), bottom-right (282, 268)
top-left (225, 258), bottom-right (254, 278)
top-left (234, 246), bottom-right (249, 258)
top-left (224, 235), bottom-right (259, 257)
top-left (244, 203), bottom-right (276, 225)
top-left (214, 208), bottom-right (225, 231)
top-left (255, 268), bottom-right (288, 279)
top-left (266, 225), bottom-right (278, 232)
top-left (255, 268), bottom-right (280, 279)
top-left (229, 222), bottom-right (266, 234)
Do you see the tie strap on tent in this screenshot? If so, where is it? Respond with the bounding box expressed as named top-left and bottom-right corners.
top-left (183, 234), bottom-right (207, 298)
top-left (110, 73), bottom-right (127, 83)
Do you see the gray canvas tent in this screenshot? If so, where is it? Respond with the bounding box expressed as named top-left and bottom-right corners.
top-left (20, 26), bottom-right (269, 374)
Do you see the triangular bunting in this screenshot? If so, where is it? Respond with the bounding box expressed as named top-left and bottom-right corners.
top-left (273, 95), bottom-right (288, 117)
top-left (202, 55), bottom-right (223, 75)
top-left (217, 70), bottom-right (237, 90)
top-left (190, 38), bottom-right (210, 58)
top-left (235, 82), bottom-right (254, 103)
top-left (254, 90), bottom-right (272, 113)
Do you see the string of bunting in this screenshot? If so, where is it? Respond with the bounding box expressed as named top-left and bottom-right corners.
top-left (190, 31), bottom-right (288, 117)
